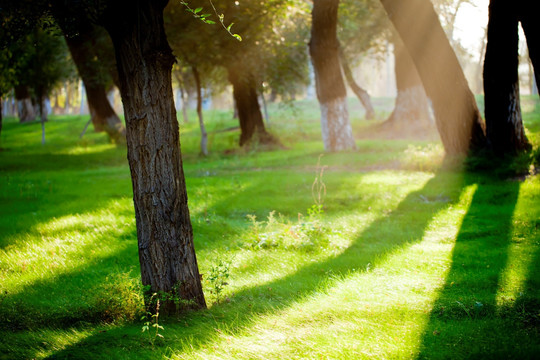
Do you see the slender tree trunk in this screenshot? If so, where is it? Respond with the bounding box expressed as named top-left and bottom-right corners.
top-left (385, 35), bottom-right (432, 127)
top-left (339, 47), bottom-right (375, 120)
top-left (518, 0), bottom-right (540, 96)
top-left (379, 0), bottom-right (486, 155)
top-left (0, 99), bottom-right (3, 149)
top-left (227, 64), bottom-right (277, 147)
top-left (483, 0), bottom-right (529, 155)
top-left (38, 96), bottom-right (46, 145)
top-left (102, 0), bottom-right (205, 314)
top-left (309, 0), bottom-right (356, 152)
top-left (64, 26), bottom-right (126, 143)
top-left (14, 85), bottom-right (36, 123)
top-left (191, 66), bottom-right (208, 156)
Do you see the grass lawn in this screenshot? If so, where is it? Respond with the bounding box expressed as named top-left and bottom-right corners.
top-left (0, 97), bottom-right (539, 359)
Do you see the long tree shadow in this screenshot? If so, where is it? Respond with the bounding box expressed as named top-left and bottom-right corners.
top-left (416, 175), bottom-right (539, 358)
top-left (43, 170), bottom-right (468, 359)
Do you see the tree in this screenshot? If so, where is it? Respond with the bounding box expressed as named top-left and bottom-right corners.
top-left (379, 0), bottom-right (486, 155)
top-left (384, 33), bottom-right (432, 130)
top-left (483, 0), bottom-right (529, 155)
top-left (62, 21), bottom-right (126, 143)
top-left (310, 0), bottom-right (356, 152)
top-left (338, 0), bottom-right (389, 121)
top-left (95, 0), bottom-right (206, 313)
top-left (1, 0), bottom-right (207, 313)
top-left (339, 47), bottom-right (375, 120)
top-left (166, 0), bottom-right (305, 147)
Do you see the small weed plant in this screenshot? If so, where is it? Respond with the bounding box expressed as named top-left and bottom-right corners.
top-left (205, 258), bottom-right (232, 303)
top-left (141, 294), bottom-right (164, 347)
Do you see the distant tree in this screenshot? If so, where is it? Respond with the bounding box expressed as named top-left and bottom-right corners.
top-left (310, 0), bottom-right (356, 151)
top-left (61, 21), bottom-right (126, 143)
top-left (384, 33), bottom-right (432, 129)
top-left (483, 0), bottom-right (529, 154)
top-left (379, 0), bottom-right (486, 155)
top-left (166, 0), bottom-right (306, 147)
top-left (338, 0), bottom-right (388, 120)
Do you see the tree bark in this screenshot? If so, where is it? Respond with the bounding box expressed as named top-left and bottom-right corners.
top-left (339, 47), bottom-right (375, 120)
top-left (310, 0), bottom-right (356, 152)
top-left (483, 0), bottom-right (530, 155)
top-left (14, 85), bottom-right (36, 123)
top-left (64, 25), bottom-right (126, 143)
top-left (191, 66), bottom-right (208, 156)
top-left (379, 0), bottom-right (486, 155)
top-left (102, 0), bottom-right (206, 314)
top-left (227, 64), bottom-right (277, 147)
top-left (385, 35), bottom-right (432, 127)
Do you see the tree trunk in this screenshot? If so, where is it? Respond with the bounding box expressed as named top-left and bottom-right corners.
top-left (518, 1), bottom-right (540, 97)
top-left (227, 64), bottom-right (277, 147)
top-left (64, 25), bottom-right (126, 143)
top-left (14, 85), bottom-right (36, 123)
top-left (102, 0), bottom-right (205, 314)
top-left (483, 0), bottom-right (530, 155)
top-left (309, 0), bottom-right (356, 152)
top-left (0, 99), bottom-right (3, 149)
top-left (38, 96), bottom-right (46, 145)
top-left (379, 0), bottom-right (486, 155)
top-left (385, 35), bottom-right (432, 127)
top-left (192, 66), bottom-right (208, 156)
top-left (85, 86), bottom-right (126, 144)
top-left (339, 47), bottom-right (375, 120)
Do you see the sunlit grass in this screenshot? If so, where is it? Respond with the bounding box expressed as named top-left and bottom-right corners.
top-left (0, 96), bottom-right (539, 359)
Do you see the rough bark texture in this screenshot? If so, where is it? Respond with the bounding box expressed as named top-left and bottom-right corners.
top-left (386, 36), bottom-right (432, 126)
top-left (14, 85), bottom-right (36, 123)
top-left (310, 0), bottom-right (356, 151)
top-left (102, 0), bottom-right (206, 314)
top-left (483, 0), bottom-right (530, 155)
top-left (64, 25), bottom-right (126, 143)
top-left (339, 48), bottom-right (375, 120)
top-left (192, 66), bottom-right (208, 156)
top-left (227, 64), bottom-right (276, 147)
top-left (379, 0), bottom-right (486, 155)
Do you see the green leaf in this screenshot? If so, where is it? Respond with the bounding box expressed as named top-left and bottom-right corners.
top-left (227, 22), bottom-right (234, 32)
top-left (194, 7), bottom-right (203, 13)
top-left (233, 34), bottom-right (242, 41)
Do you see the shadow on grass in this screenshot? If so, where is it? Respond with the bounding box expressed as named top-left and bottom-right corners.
top-left (39, 170), bottom-right (467, 359)
top-left (416, 175), bottom-right (540, 358)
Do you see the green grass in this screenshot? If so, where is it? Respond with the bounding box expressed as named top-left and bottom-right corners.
top-left (0, 96), bottom-right (539, 359)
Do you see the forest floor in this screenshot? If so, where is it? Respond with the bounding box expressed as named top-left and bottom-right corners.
top-left (0, 97), bottom-right (539, 359)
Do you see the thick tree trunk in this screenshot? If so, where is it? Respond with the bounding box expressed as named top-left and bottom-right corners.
top-left (64, 26), bottom-right (126, 143)
top-left (483, 0), bottom-right (529, 155)
top-left (339, 48), bottom-right (375, 120)
top-left (192, 66), bottom-right (208, 156)
top-left (102, 0), bottom-right (206, 314)
top-left (379, 0), bottom-right (486, 155)
top-left (14, 85), bottom-right (36, 123)
top-left (386, 36), bottom-right (432, 127)
top-left (309, 0), bottom-right (356, 152)
top-left (227, 64), bottom-right (277, 147)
